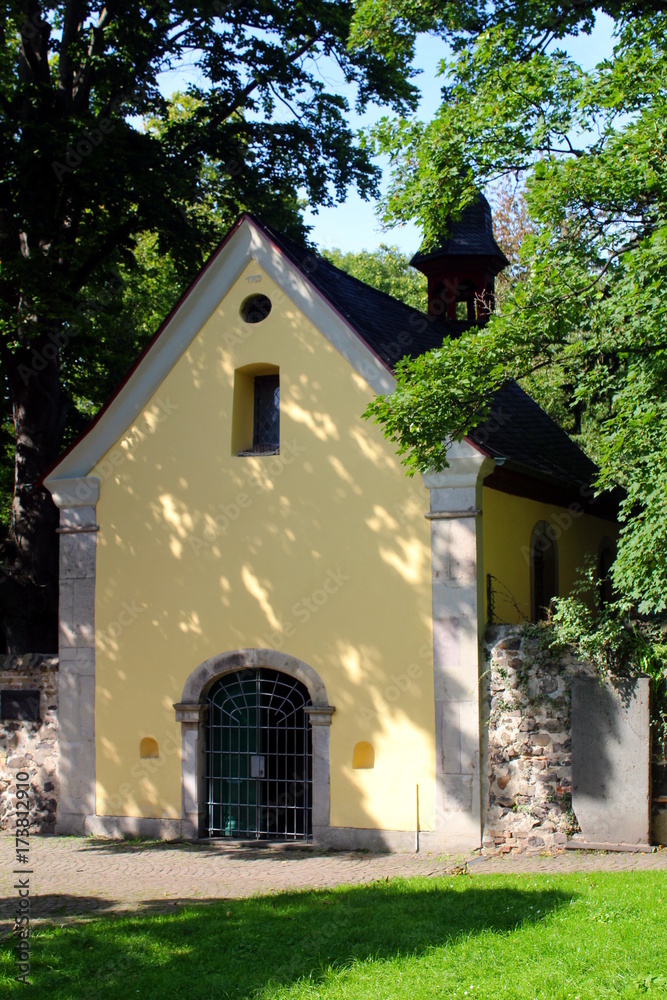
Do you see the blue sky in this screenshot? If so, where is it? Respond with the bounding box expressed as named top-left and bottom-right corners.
top-left (302, 30), bottom-right (446, 257)
top-left (157, 14), bottom-right (617, 256)
top-left (304, 15), bottom-right (617, 255)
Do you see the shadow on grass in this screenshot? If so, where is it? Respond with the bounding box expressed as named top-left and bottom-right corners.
top-left (0, 893), bottom-right (222, 937)
top-left (1, 879), bottom-right (576, 999)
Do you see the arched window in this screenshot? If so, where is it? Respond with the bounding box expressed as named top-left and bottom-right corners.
top-left (530, 521), bottom-right (558, 621)
top-left (206, 668), bottom-right (312, 839)
top-left (598, 537), bottom-right (616, 608)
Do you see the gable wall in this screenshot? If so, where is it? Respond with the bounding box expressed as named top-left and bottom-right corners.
top-left (482, 486), bottom-right (617, 624)
top-left (90, 260), bottom-right (435, 834)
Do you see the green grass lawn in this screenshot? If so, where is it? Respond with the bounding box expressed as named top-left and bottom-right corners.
top-left (1, 871), bottom-right (666, 998)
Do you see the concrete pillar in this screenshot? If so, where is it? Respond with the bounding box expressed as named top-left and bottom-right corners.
top-left (48, 477), bottom-right (100, 835)
top-left (424, 445), bottom-right (494, 852)
top-left (571, 675), bottom-right (651, 846)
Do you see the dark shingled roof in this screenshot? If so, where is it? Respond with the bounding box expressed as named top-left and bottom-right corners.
top-left (410, 194), bottom-right (509, 269)
top-left (468, 381), bottom-right (597, 489)
top-left (252, 217), bottom-right (607, 500)
top-left (255, 216), bottom-right (469, 362)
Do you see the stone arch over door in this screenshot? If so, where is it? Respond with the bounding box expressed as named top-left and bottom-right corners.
top-left (174, 649), bottom-right (335, 839)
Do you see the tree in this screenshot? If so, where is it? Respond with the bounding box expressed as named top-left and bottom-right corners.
top-left (353, 2), bottom-right (667, 616)
top-left (488, 178), bottom-right (607, 458)
top-left (0, 1), bottom-right (417, 652)
top-left (323, 245), bottom-right (426, 309)
top-left (487, 178), bottom-right (535, 307)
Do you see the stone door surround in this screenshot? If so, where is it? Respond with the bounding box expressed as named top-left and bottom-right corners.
top-left (174, 648), bottom-right (335, 840)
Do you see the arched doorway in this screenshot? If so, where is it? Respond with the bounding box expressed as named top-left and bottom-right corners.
top-left (206, 668), bottom-right (312, 840)
top-left (174, 649), bottom-right (335, 840)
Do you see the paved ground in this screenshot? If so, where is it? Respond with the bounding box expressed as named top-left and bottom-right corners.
top-left (0, 835), bottom-right (665, 938)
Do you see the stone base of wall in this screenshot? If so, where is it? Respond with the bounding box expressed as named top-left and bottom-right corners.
top-left (0, 655), bottom-right (59, 834)
top-left (84, 815), bottom-right (188, 840)
top-left (484, 627), bottom-right (590, 854)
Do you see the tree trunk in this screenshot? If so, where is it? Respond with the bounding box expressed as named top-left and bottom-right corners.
top-left (1, 336), bottom-right (68, 653)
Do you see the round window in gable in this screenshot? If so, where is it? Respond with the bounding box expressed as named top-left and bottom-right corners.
top-left (240, 293), bottom-right (272, 324)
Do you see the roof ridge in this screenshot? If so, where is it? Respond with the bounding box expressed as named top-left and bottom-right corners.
top-left (250, 214), bottom-right (452, 329)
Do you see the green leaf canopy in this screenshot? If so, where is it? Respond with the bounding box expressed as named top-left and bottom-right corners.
top-left (352, 3), bottom-right (667, 614)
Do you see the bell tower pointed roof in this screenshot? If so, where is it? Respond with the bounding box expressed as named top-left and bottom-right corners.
top-left (410, 193), bottom-right (509, 323)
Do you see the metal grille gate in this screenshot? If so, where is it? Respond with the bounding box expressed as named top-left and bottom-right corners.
top-left (206, 669), bottom-right (312, 840)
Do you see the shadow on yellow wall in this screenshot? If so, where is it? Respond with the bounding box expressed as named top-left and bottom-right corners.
top-left (91, 261), bottom-right (435, 836)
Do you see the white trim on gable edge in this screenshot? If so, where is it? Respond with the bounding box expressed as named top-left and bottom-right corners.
top-left (44, 216), bottom-right (395, 488)
top-left (246, 223), bottom-right (395, 399)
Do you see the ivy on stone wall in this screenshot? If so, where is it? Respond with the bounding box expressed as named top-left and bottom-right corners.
top-left (544, 562), bottom-right (667, 766)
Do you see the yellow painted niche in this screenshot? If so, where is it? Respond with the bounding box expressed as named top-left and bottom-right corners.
top-left (139, 737), bottom-right (159, 759)
top-left (483, 486), bottom-right (618, 624)
top-left (352, 741), bottom-right (375, 769)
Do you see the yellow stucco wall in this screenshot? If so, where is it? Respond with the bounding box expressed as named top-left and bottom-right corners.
top-left (482, 486), bottom-right (617, 624)
top-left (90, 260), bottom-right (435, 832)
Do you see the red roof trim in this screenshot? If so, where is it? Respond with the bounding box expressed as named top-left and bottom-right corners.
top-left (461, 435), bottom-right (492, 459)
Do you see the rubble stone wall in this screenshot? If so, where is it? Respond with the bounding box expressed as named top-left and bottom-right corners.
top-left (0, 655), bottom-right (59, 833)
top-left (484, 626), bottom-right (589, 853)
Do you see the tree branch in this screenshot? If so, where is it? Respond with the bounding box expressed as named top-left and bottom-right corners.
top-left (180, 31), bottom-right (325, 158)
top-left (94, 13), bottom-right (229, 121)
top-left (58, 0), bottom-right (86, 112)
top-left (268, 82), bottom-right (305, 122)
top-left (19, 0), bottom-right (51, 86)
top-left (72, 5), bottom-right (112, 113)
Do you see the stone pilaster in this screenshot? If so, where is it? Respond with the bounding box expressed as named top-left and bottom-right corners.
top-left (174, 702), bottom-right (208, 837)
top-left (305, 705), bottom-right (335, 839)
top-left (48, 476), bottom-right (100, 835)
top-left (424, 444), bottom-right (494, 852)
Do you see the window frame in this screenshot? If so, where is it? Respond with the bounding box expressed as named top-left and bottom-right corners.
top-left (597, 536), bottom-right (617, 608)
top-left (232, 363), bottom-right (280, 457)
top-left (251, 373), bottom-right (280, 454)
top-left (530, 520), bottom-right (559, 622)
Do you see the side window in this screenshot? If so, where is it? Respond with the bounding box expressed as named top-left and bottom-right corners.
top-left (598, 537), bottom-right (616, 608)
top-left (530, 521), bottom-right (558, 621)
top-left (253, 374), bottom-right (280, 454)
top-left (232, 364), bottom-right (280, 456)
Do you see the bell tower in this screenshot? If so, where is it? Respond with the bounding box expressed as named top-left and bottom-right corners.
top-left (410, 193), bottom-right (509, 324)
